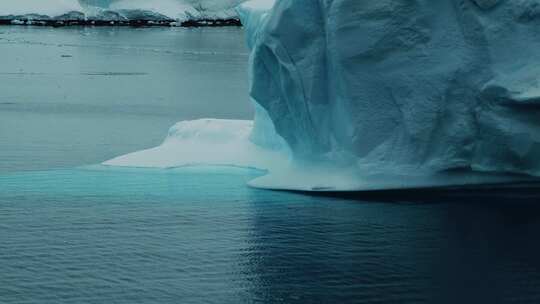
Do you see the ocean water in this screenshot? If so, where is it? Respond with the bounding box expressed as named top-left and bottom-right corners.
top-left (2, 167), bottom-right (540, 303)
top-left (0, 26), bottom-right (251, 173)
top-left (1, 27), bottom-right (540, 304)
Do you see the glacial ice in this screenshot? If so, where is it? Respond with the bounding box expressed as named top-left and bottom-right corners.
top-left (0, 0), bottom-right (242, 23)
top-left (106, 0), bottom-right (540, 191)
top-left (242, 0), bottom-right (540, 190)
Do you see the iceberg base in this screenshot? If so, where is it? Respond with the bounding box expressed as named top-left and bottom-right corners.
top-left (104, 119), bottom-right (540, 192)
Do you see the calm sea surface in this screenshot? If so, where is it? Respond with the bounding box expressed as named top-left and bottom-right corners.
top-left (1, 26), bottom-right (540, 304)
top-left (0, 26), bottom-right (251, 173)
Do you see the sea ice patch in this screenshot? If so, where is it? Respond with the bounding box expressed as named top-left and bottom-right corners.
top-left (104, 119), bottom-right (290, 171)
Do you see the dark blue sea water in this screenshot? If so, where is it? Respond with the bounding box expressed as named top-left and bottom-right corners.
top-left (1, 167), bottom-right (540, 303)
top-left (1, 27), bottom-right (540, 304)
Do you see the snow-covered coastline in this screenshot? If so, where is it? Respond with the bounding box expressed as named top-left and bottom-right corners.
top-left (0, 0), bottom-right (242, 26)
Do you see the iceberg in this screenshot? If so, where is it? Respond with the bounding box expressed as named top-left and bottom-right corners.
top-left (0, 0), bottom-right (243, 25)
top-left (106, 0), bottom-right (540, 191)
top-left (242, 0), bottom-right (540, 190)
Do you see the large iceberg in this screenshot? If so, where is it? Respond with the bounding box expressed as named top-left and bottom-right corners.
top-left (106, 0), bottom-right (540, 191)
top-left (0, 0), bottom-right (243, 25)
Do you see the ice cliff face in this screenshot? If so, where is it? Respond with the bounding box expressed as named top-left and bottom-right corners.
top-left (239, 0), bottom-right (540, 186)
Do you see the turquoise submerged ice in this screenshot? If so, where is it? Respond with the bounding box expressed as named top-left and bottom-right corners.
top-left (108, 0), bottom-right (540, 191)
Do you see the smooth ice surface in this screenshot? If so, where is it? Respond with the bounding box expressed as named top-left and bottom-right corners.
top-left (0, 0), bottom-right (243, 22)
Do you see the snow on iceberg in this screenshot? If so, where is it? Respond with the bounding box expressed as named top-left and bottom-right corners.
top-left (106, 0), bottom-right (540, 191)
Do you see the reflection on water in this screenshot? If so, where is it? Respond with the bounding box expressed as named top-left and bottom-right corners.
top-left (1, 167), bottom-right (540, 303)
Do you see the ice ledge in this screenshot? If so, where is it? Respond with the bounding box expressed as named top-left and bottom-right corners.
top-left (104, 119), bottom-right (290, 171)
top-left (104, 119), bottom-right (539, 192)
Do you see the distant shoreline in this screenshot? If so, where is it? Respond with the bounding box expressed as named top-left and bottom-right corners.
top-left (0, 18), bottom-right (242, 27)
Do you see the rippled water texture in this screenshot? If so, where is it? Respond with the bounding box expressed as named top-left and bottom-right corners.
top-left (1, 27), bottom-right (540, 304)
top-left (1, 167), bottom-right (540, 303)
